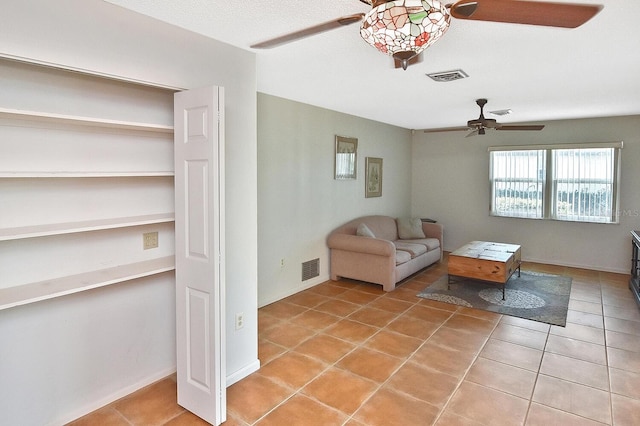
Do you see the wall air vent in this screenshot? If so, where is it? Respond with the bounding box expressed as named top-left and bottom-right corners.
top-left (302, 258), bottom-right (320, 281)
top-left (426, 69), bottom-right (469, 82)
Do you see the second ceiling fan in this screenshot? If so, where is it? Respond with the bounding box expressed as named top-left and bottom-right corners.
top-left (424, 98), bottom-right (545, 137)
top-left (251, 0), bottom-right (603, 70)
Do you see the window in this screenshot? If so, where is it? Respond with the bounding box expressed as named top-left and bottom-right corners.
top-left (490, 149), bottom-right (546, 219)
top-left (489, 143), bottom-right (622, 224)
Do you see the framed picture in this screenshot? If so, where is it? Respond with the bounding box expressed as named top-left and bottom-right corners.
top-left (365, 157), bottom-right (383, 198)
top-left (334, 135), bottom-right (357, 180)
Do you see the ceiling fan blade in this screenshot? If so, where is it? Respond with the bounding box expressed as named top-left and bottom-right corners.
top-left (250, 13), bottom-right (365, 49)
top-left (450, 0), bottom-right (603, 28)
top-left (496, 125), bottom-right (545, 131)
top-left (466, 129), bottom-right (480, 137)
top-left (423, 126), bottom-right (469, 133)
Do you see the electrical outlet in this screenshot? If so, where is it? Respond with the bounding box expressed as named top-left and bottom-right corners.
top-left (280, 258), bottom-right (285, 268)
top-left (235, 313), bottom-right (244, 330)
top-left (143, 232), bottom-right (159, 250)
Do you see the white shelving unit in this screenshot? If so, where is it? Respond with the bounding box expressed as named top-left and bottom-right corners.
top-left (0, 213), bottom-right (175, 241)
top-left (0, 75), bottom-right (175, 310)
top-left (0, 107), bottom-right (174, 133)
top-left (0, 256), bottom-right (175, 311)
top-left (0, 171), bottom-right (174, 178)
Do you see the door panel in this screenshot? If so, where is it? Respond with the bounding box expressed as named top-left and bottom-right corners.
top-left (187, 288), bottom-right (210, 390)
top-left (186, 160), bottom-right (209, 258)
top-left (174, 86), bottom-right (225, 425)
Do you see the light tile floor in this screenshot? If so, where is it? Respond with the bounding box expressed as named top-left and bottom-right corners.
top-left (70, 256), bottom-right (640, 425)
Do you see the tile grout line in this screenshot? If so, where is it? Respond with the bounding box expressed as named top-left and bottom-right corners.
top-left (339, 293), bottom-right (428, 424)
top-left (522, 313), bottom-right (553, 426)
top-left (429, 314), bottom-right (503, 425)
top-left (266, 271), bottom-right (454, 425)
top-left (251, 266), bottom-right (636, 426)
top-left (601, 279), bottom-right (615, 426)
top-left (251, 277), bottom-right (430, 425)
top-left (522, 276), bottom-right (618, 425)
top-left (347, 300), bottom-right (460, 425)
top-left (333, 279), bottom-right (459, 424)
top-left (112, 406), bottom-right (135, 426)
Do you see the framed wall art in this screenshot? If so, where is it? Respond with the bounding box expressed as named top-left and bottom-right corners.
top-left (334, 135), bottom-right (357, 180)
top-left (365, 157), bottom-right (382, 198)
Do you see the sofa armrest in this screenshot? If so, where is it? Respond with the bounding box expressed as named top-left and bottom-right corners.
top-left (422, 222), bottom-right (443, 245)
top-left (327, 234), bottom-right (395, 257)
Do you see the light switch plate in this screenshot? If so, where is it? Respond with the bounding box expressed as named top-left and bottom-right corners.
top-left (143, 232), bottom-right (159, 250)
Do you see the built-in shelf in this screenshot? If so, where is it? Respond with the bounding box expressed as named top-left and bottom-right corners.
top-left (0, 68), bottom-right (177, 313)
top-left (0, 256), bottom-right (175, 311)
top-left (0, 107), bottom-right (174, 133)
top-left (0, 171), bottom-right (174, 178)
top-left (0, 213), bottom-right (175, 241)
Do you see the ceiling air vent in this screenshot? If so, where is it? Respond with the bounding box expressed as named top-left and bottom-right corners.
top-left (302, 258), bottom-right (320, 281)
top-left (489, 109), bottom-right (513, 116)
top-left (426, 69), bottom-right (468, 82)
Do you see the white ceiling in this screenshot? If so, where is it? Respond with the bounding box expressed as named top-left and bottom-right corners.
top-left (104, 1), bottom-right (639, 129)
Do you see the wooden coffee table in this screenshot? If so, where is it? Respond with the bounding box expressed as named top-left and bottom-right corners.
top-left (447, 241), bottom-right (521, 300)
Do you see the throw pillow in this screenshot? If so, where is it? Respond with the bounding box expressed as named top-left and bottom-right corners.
top-left (397, 217), bottom-right (425, 239)
top-left (356, 223), bottom-right (375, 238)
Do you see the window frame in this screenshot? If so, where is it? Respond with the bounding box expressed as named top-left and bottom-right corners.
top-left (489, 149), bottom-right (546, 219)
top-left (489, 142), bottom-right (623, 224)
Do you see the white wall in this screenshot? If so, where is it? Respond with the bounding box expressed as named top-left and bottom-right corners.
top-left (0, 275), bottom-right (176, 424)
top-left (411, 115), bottom-right (640, 273)
top-left (0, 1), bottom-right (258, 424)
top-left (257, 94), bottom-right (413, 306)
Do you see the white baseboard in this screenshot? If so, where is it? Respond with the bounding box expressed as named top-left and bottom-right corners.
top-left (226, 359), bottom-right (260, 387)
top-left (53, 366), bottom-right (177, 426)
top-left (58, 359), bottom-right (262, 426)
top-left (523, 256), bottom-right (628, 275)
top-left (258, 273), bottom-right (330, 308)
top-left (443, 249), bottom-right (628, 275)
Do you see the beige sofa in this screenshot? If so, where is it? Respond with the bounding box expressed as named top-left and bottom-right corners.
top-left (327, 215), bottom-right (443, 291)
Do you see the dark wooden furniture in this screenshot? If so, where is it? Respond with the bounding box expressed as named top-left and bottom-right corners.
top-left (630, 231), bottom-right (640, 309)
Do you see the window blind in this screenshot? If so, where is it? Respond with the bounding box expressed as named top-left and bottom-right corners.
top-left (489, 142), bottom-right (622, 224)
top-left (490, 150), bottom-right (546, 218)
top-left (552, 148), bottom-right (617, 223)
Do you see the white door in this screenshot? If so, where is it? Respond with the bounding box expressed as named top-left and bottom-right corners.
top-left (174, 86), bottom-right (225, 425)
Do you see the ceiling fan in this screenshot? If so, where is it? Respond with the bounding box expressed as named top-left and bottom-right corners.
top-left (250, 0), bottom-right (603, 70)
top-left (424, 98), bottom-right (545, 136)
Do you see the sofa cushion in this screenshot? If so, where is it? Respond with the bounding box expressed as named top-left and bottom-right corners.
top-left (395, 250), bottom-right (412, 265)
top-left (401, 238), bottom-right (440, 251)
top-left (394, 241), bottom-right (428, 258)
top-left (359, 216), bottom-right (398, 241)
top-left (356, 223), bottom-right (376, 238)
top-left (397, 217), bottom-right (426, 239)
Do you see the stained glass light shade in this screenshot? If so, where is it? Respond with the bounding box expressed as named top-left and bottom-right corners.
top-left (360, 0), bottom-right (451, 65)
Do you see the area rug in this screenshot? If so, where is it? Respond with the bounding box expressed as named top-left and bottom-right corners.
top-left (417, 271), bottom-right (572, 326)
